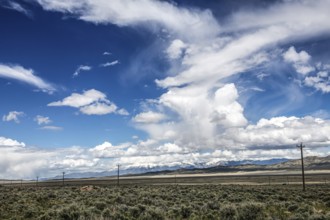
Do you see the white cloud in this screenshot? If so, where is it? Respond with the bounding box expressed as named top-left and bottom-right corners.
top-left (89, 141), bottom-right (130, 158)
top-left (158, 143), bottom-right (183, 153)
top-left (34, 115), bottom-right (52, 125)
top-left (282, 47), bottom-right (330, 93)
top-left (73, 65), bottom-right (92, 77)
top-left (0, 135), bottom-right (329, 179)
top-left (2, 1), bottom-right (32, 18)
top-left (48, 89), bottom-right (128, 116)
top-left (304, 71), bottom-right (330, 93)
top-left (117, 108), bottom-right (129, 116)
top-left (0, 137), bottom-right (25, 147)
top-left (136, 83), bottom-right (248, 147)
top-left (35, 0), bottom-right (220, 40)
top-left (283, 46), bottom-right (314, 75)
top-left (103, 51), bottom-right (111, 55)
top-left (166, 39), bottom-right (186, 60)
top-left (133, 111), bottom-right (167, 123)
top-left (100, 60), bottom-right (119, 67)
top-left (80, 102), bottom-right (117, 115)
top-left (48, 89), bottom-right (106, 108)
top-left (40, 126), bottom-right (63, 131)
top-left (223, 0), bottom-right (330, 39)
top-left (218, 116), bottom-right (330, 149)
top-left (2, 111), bottom-right (24, 123)
top-left (20, 0), bottom-right (330, 172)
top-left (0, 63), bottom-right (55, 93)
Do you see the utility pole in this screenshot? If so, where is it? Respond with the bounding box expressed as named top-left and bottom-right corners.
top-left (117, 164), bottom-right (120, 186)
top-left (36, 176), bottom-right (39, 187)
top-left (62, 172), bottom-right (65, 187)
top-left (297, 142), bottom-right (306, 191)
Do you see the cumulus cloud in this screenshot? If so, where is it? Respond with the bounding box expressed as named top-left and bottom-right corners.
top-left (218, 116), bottom-right (330, 149)
top-left (73, 65), bottom-right (92, 77)
top-left (48, 89), bottom-right (128, 115)
top-left (283, 46), bottom-right (314, 75)
top-left (79, 102), bottom-right (117, 115)
top-left (282, 47), bottom-right (330, 93)
top-left (48, 89), bottom-right (106, 108)
top-left (134, 83), bottom-right (248, 148)
top-left (100, 60), bottom-right (119, 67)
top-left (303, 70), bottom-right (330, 93)
top-left (133, 111), bottom-right (167, 123)
top-left (89, 141), bottom-right (130, 158)
top-left (0, 134), bottom-right (328, 179)
top-left (0, 144), bottom-right (86, 179)
top-left (0, 63), bottom-right (55, 93)
top-left (34, 115), bottom-right (52, 125)
top-left (0, 137), bottom-right (25, 147)
top-left (2, 111), bottom-right (24, 123)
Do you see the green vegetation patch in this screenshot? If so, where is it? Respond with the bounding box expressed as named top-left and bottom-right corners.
top-left (0, 185), bottom-right (329, 219)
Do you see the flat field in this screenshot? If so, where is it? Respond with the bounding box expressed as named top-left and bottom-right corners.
top-left (0, 183), bottom-right (330, 219)
top-left (2, 170), bottom-right (330, 187)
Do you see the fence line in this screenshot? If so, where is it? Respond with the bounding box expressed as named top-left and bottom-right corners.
top-left (1, 173), bottom-right (329, 187)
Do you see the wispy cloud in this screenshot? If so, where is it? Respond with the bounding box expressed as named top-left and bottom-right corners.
top-left (100, 60), bottom-right (119, 67)
top-left (166, 39), bottom-right (186, 60)
top-left (0, 63), bottom-right (55, 93)
top-left (40, 126), bottom-right (63, 131)
top-left (48, 89), bottom-right (128, 115)
top-left (35, 0), bottom-right (220, 40)
top-left (103, 51), bottom-right (111, 55)
top-left (72, 65), bottom-right (92, 78)
top-left (1, 1), bottom-right (33, 18)
top-left (2, 111), bottom-right (24, 123)
top-left (34, 115), bottom-right (52, 125)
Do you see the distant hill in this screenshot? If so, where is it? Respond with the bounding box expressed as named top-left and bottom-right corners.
top-left (174, 155), bottom-right (330, 174)
top-left (140, 155), bottom-right (330, 176)
top-left (51, 156), bottom-right (330, 179)
top-left (268, 155), bottom-right (330, 170)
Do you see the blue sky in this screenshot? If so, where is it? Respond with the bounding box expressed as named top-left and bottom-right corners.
top-left (1, 0), bottom-right (330, 178)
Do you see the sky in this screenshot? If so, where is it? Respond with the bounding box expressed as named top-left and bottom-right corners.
top-left (1, 0), bottom-right (330, 179)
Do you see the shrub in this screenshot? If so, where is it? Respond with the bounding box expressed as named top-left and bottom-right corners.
top-left (237, 202), bottom-right (266, 220)
top-left (57, 204), bottom-right (81, 220)
top-left (220, 204), bottom-right (238, 220)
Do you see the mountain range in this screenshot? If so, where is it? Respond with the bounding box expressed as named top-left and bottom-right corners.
top-left (53, 156), bottom-right (330, 179)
